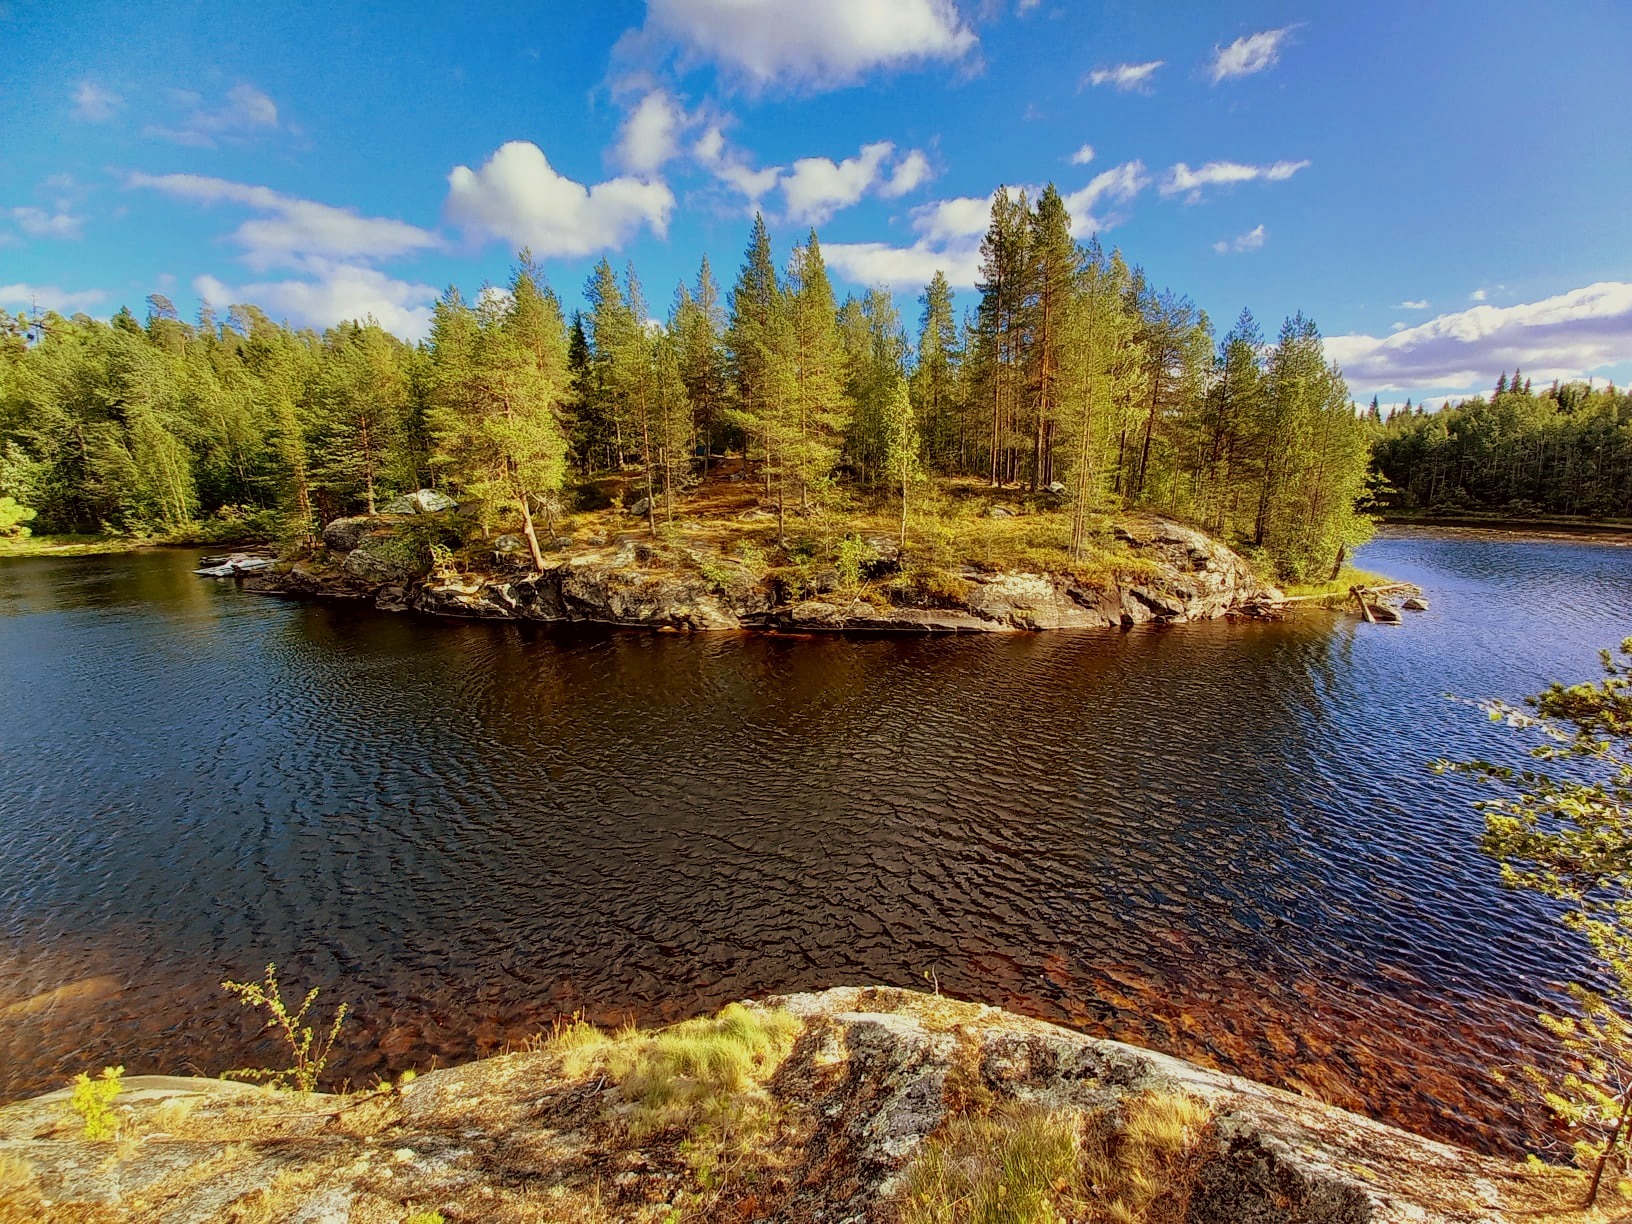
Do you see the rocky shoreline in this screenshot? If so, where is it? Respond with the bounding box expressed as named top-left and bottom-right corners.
top-left (0, 987), bottom-right (1554, 1222)
top-left (246, 509), bottom-right (1283, 634)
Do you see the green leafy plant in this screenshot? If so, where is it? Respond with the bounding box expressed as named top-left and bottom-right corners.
top-left (221, 963), bottom-right (348, 1093)
top-left (1437, 639), bottom-right (1632, 1206)
top-left (834, 533), bottom-right (873, 591)
top-left (69, 1065), bottom-right (123, 1140)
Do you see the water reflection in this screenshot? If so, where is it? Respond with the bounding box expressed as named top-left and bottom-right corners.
top-left (2, 531), bottom-right (1628, 1154)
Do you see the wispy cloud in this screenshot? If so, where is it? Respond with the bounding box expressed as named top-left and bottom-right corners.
top-left (10, 207), bottom-right (84, 240)
top-left (1083, 60), bottom-right (1163, 92)
top-left (1063, 160), bottom-right (1150, 235)
top-left (71, 81), bottom-right (122, 122)
top-left (1212, 223), bottom-right (1266, 254)
top-left (1069, 144), bottom-right (1095, 166)
top-left (129, 173), bottom-right (440, 270)
top-left (1160, 158), bottom-right (1309, 202)
top-left (0, 283), bottom-right (108, 313)
top-left (1394, 298), bottom-right (1429, 310)
top-left (1209, 27), bottom-right (1293, 82)
top-left (144, 84), bottom-right (282, 148)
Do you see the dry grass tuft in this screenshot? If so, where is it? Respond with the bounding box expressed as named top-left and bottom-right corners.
top-left (897, 1092), bottom-right (1214, 1224)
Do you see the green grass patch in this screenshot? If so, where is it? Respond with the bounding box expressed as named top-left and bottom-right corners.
top-left (1281, 565), bottom-right (1391, 603)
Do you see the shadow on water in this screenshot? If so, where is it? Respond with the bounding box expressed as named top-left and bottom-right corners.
top-left (3, 528), bottom-right (1631, 1154)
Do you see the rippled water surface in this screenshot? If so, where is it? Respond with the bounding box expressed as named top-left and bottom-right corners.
top-left (3, 529), bottom-right (1630, 1153)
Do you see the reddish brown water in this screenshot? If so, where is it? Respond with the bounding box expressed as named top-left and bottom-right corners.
top-left (1, 531), bottom-right (1627, 1155)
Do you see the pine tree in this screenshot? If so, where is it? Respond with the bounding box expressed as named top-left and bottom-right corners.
top-left (1026, 184), bottom-right (1076, 491)
top-left (783, 231), bottom-right (849, 510)
top-left (911, 271), bottom-right (961, 471)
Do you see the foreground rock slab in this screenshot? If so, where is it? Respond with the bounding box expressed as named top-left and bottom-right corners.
top-left (0, 987), bottom-right (1571, 1222)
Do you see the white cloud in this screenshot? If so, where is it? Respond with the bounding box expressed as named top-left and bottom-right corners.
top-left (145, 84), bottom-right (282, 147)
top-left (1063, 160), bottom-right (1150, 235)
top-left (1394, 298), bottom-right (1429, 310)
top-left (1324, 282), bottom-right (1632, 394)
top-left (445, 141), bottom-right (675, 257)
top-left (128, 173), bottom-right (439, 270)
top-left (194, 266), bottom-right (437, 342)
top-left (1084, 60), bottom-right (1163, 92)
top-left (1209, 27), bottom-right (1292, 82)
top-left (1069, 143), bottom-right (1095, 166)
top-left (881, 149), bottom-right (933, 198)
top-left (71, 81), bottom-right (122, 122)
top-left (635, 0), bottom-right (976, 90)
top-left (0, 283), bottom-right (108, 313)
top-left (1211, 223), bottom-right (1266, 254)
top-left (824, 240), bottom-right (983, 291)
top-left (1469, 288), bottom-right (1487, 302)
top-left (910, 194), bottom-right (1002, 243)
top-left (781, 141), bottom-right (894, 222)
top-left (11, 207), bottom-right (84, 240)
top-left (693, 126), bottom-right (784, 203)
top-left (1160, 158), bottom-right (1309, 201)
top-left (614, 90), bottom-right (688, 176)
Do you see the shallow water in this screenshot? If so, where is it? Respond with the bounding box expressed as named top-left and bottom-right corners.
top-left (2, 529), bottom-right (1629, 1153)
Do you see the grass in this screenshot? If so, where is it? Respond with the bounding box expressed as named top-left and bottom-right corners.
top-left (1280, 565), bottom-right (1391, 603)
top-left (543, 1001), bottom-right (803, 1198)
top-left (897, 1092), bottom-right (1215, 1224)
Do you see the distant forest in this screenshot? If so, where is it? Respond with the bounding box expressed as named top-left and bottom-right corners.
top-left (0, 184), bottom-right (1386, 581)
top-left (1369, 376), bottom-right (1632, 519)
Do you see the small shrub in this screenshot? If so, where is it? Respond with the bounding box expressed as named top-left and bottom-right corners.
top-left (404, 1213), bottom-right (446, 1224)
top-left (835, 533), bottom-right (874, 591)
top-left (221, 963), bottom-right (348, 1093)
top-left (69, 1064), bottom-right (123, 1140)
top-left (0, 496), bottom-right (38, 539)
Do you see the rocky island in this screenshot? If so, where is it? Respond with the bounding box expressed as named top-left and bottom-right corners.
top-left (245, 468), bottom-right (1286, 635)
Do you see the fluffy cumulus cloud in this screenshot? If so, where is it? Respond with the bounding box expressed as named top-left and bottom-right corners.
top-left (1063, 160), bottom-right (1150, 235)
top-left (1212, 223), bottom-right (1266, 254)
top-left (613, 90), bottom-right (690, 176)
top-left (11, 207), bottom-right (84, 240)
top-left (1325, 282), bottom-right (1632, 393)
top-left (445, 141), bottom-right (675, 257)
top-left (0, 283), bottom-right (108, 312)
top-left (194, 267), bottom-right (438, 341)
top-left (1160, 159), bottom-right (1309, 202)
top-left (636, 0), bottom-right (976, 90)
top-left (128, 173), bottom-right (439, 270)
top-left (1209, 28), bottom-right (1292, 82)
top-left (71, 81), bottom-right (122, 122)
top-left (1083, 61), bottom-right (1163, 92)
top-left (145, 84), bottom-right (282, 147)
top-left (781, 141), bottom-right (894, 223)
top-left (882, 149), bottom-right (934, 198)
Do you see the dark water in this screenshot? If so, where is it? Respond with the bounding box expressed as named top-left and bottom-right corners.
top-left (2, 531), bottom-right (1629, 1154)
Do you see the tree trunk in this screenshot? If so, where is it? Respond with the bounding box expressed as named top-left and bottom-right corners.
top-left (518, 494), bottom-right (545, 574)
top-left (1586, 1085), bottom-right (1632, 1207)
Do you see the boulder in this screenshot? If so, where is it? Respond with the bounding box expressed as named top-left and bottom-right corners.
top-left (322, 515), bottom-right (376, 552)
top-left (626, 497), bottom-right (651, 518)
top-left (382, 489), bottom-right (457, 515)
top-left (1045, 480), bottom-right (1068, 496)
top-left (1403, 596), bottom-right (1429, 611)
top-left (341, 533), bottom-right (427, 585)
top-left (988, 505), bottom-right (1017, 519)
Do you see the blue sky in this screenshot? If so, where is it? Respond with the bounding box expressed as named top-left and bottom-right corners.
top-left (4, 0), bottom-right (1630, 405)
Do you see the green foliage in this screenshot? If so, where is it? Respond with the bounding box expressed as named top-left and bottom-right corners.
top-left (0, 495), bottom-right (37, 537)
top-left (403, 1213), bottom-right (445, 1224)
top-left (69, 1064), bottom-right (123, 1140)
top-left (834, 533), bottom-right (873, 591)
top-left (1438, 640), bottom-right (1632, 1204)
top-left (220, 962), bottom-right (349, 1093)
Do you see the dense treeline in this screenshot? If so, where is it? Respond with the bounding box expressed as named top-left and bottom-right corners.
top-left (0, 187), bottom-right (1376, 581)
top-left (1369, 376), bottom-right (1632, 518)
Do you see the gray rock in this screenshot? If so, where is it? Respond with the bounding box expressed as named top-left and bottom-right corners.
top-left (1403, 595), bottom-right (1429, 611)
top-left (322, 515), bottom-right (376, 552)
top-left (382, 488), bottom-right (458, 515)
top-left (626, 497), bottom-right (651, 518)
top-left (738, 507), bottom-right (777, 522)
top-left (341, 532), bottom-right (426, 585)
top-left (1045, 480), bottom-right (1068, 496)
top-left (987, 505), bottom-right (1017, 518)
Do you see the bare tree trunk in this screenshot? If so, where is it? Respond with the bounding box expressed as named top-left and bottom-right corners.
top-left (518, 494), bottom-right (545, 573)
top-left (1586, 1085), bottom-right (1632, 1207)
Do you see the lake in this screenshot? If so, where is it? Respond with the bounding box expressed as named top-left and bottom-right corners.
top-left (2, 529), bottom-right (1629, 1154)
